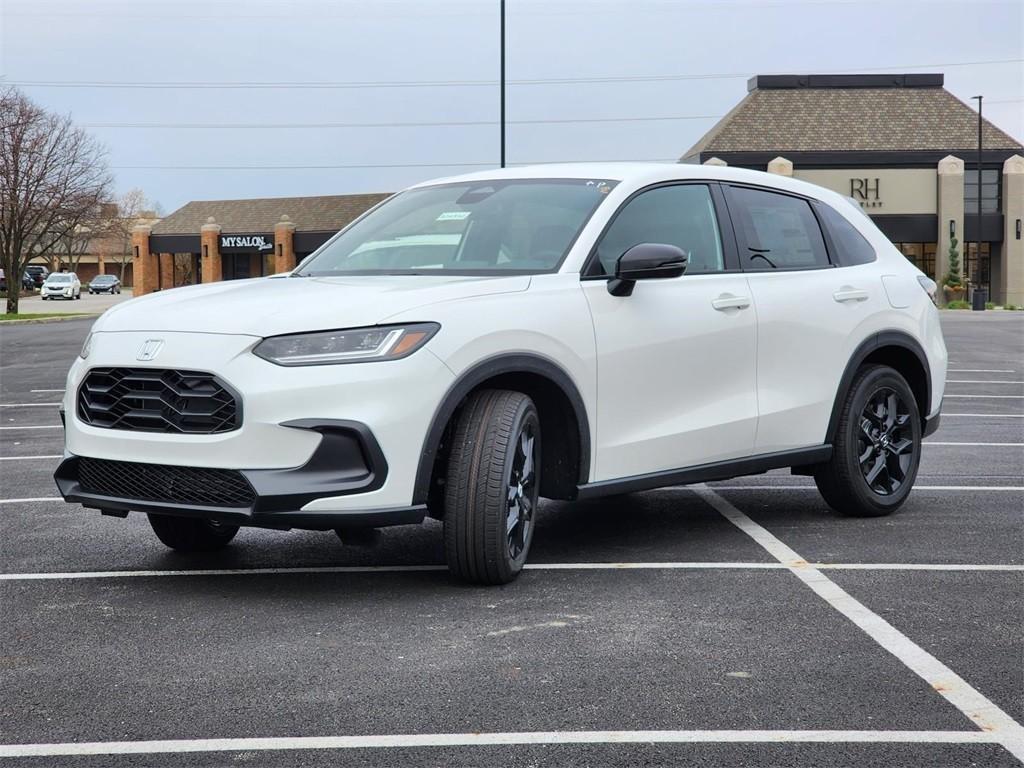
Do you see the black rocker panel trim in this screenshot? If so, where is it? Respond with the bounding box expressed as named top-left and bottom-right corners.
top-left (412, 353), bottom-right (591, 505)
top-left (576, 445), bottom-right (832, 499)
top-left (825, 331), bottom-right (932, 445)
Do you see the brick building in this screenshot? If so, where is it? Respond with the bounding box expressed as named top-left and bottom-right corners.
top-left (682, 74), bottom-right (1024, 306)
top-left (132, 193), bottom-right (388, 295)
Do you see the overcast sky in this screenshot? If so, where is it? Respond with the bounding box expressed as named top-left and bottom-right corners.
top-left (2, 0), bottom-right (1021, 213)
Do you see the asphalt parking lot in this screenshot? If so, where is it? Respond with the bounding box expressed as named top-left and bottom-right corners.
top-left (1, 312), bottom-right (1022, 767)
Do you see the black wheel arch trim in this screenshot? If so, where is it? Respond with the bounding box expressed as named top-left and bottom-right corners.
top-left (412, 352), bottom-right (591, 505)
top-left (826, 330), bottom-right (932, 445)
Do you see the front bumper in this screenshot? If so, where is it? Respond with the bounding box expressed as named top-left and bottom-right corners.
top-left (54, 419), bottom-right (426, 530)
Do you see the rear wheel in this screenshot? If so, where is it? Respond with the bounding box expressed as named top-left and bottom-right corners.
top-left (443, 389), bottom-right (540, 585)
top-left (148, 514), bottom-right (239, 552)
top-left (815, 365), bottom-right (921, 517)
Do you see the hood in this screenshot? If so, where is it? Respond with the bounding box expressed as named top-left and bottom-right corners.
top-left (96, 274), bottom-right (531, 337)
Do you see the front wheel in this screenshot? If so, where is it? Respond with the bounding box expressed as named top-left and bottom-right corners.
top-left (815, 365), bottom-right (922, 517)
top-left (443, 389), bottom-right (541, 585)
top-left (148, 514), bottom-right (239, 552)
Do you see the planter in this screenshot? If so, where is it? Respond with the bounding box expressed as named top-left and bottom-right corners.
top-left (943, 285), bottom-right (965, 303)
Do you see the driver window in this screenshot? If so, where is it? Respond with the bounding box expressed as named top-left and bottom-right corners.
top-left (593, 184), bottom-right (724, 276)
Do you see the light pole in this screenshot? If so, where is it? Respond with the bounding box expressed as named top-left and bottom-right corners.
top-left (500, 0), bottom-right (506, 168)
top-left (971, 94), bottom-right (984, 305)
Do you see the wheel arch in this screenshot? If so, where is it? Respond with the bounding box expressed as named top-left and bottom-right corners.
top-left (826, 330), bottom-right (931, 445)
top-left (413, 353), bottom-right (591, 509)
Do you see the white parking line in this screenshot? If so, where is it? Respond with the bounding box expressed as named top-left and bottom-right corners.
top-left (0, 403), bottom-right (61, 408)
top-left (925, 442), bottom-right (1024, 447)
top-left (944, 394), bottom-right (1024, 399)
top-left (703, 485), bottom-right (1024, 491)
top-left (30, 389), bottom-right (65, 393)
top-left (948, 369), bottom-right (1016, 373)
top-left (935, 413), bottom-right (1024, 417)
top-left (0, 729), bottom-right (1003, 758)
top-left (0, 425), bottom-right (62, 430)
top-left (946, 380), bottom-right (1024, 384)
top-left (0, 455), bottom-right (61, 461)
top-left (693, 485), bottom-right (1024, 761)
top-left (2, 562), bottom-right (1020, 582)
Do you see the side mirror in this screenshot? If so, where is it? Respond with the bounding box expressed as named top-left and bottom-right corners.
top-left (607, 243), bottom-right (688, 296)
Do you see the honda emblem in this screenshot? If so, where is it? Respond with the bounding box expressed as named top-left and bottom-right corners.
top-left (136, 339), bottom-right (164, 362)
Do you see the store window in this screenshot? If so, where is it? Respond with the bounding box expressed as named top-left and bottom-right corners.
top-left (964, 169), bottom-right (1000, 214)
top-left (898, 243), bottom-right (936, 279)
top-left (964, 242), bottom-right (991, 287)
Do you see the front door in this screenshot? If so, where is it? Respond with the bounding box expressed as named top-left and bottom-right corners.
top-left (582, 183), bottom-right (758, 481)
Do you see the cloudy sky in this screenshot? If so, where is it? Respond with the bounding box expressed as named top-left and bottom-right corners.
top-left (2, 0), bottom-right (1021, 212)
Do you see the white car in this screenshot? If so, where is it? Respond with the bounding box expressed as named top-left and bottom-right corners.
top-left (41, 272), bottom-right (81, 300)
top-left (55, 163), bottom-right (947, 584)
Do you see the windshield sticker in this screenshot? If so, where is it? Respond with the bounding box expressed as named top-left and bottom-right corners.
top-left (586, 180), bottom-right (613, 195)
top-left (436, 211), bottom-right (472, 221)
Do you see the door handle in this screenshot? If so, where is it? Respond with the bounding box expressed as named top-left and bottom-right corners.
top-left (711, 293), bottom-right (751, 311)
top-left (833, 287), bottom-right (869, 303)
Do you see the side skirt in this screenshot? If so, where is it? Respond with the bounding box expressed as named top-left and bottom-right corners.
top-left (575, 446), bottom-right (832, 500)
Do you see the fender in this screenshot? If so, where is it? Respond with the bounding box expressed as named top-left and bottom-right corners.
top-left (412, 353), bottom-right (591, 505)
top-left (825, 330), bottom-right (932, 445)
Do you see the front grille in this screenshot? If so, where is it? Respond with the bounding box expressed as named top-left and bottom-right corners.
top-left (78, 368), bottom-right (240, 434)
top-left (78, 457), bottom-right (255, 507)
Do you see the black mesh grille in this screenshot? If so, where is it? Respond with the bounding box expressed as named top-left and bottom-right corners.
top-left (77, 368), bottom-right (240, 434)
top-left (78, 457), bottom-right (255, 507)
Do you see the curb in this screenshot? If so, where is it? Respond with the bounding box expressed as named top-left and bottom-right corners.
top-left (0, 315), bottom-right (99, 326)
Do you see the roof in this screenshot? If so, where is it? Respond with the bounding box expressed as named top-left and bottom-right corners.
top-left (151, 193), bottom-right (391, 235)
top-left (683, 74), bottom-right (1022, 159)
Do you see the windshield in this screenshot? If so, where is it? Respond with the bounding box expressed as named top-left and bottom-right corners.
top-left (47, 274), bottom-right (72, 283)
top-left (92, 275), bottom-right (116, 282)
top-left (299, 178), bottom-right (617, 276)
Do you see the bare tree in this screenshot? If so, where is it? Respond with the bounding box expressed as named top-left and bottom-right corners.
top-left (0, 87), bottom-right (112, 313)
top-left (104, 188), bottom-right (153, 283)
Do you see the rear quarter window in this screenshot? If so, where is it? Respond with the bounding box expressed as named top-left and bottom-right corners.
top-left (815, 202), bottom-right (878, 266)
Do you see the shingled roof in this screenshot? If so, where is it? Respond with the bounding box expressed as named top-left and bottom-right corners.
top-left (152, 193), bottom-right (391, 235)
top-left (682, 74), bottom-right (1021, 160)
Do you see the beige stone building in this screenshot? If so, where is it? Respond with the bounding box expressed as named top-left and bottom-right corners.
top-left (682, 74), bottom-right (1024, 306)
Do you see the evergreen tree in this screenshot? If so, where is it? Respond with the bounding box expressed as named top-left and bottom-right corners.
top-left (944, 237), bottom-right (962, 287)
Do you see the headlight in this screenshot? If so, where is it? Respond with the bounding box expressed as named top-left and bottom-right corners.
top-left (80, 332), bottom-right (93, 359)
top-left (253, 323), bottom-right (439, 366)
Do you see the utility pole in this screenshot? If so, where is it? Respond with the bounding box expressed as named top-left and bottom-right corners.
top-left (972, 95), bottom-right (984, 304)
top-left (500, 0), bottom-right (506, 168)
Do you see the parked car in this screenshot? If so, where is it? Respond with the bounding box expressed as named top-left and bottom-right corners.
top-left (0, 268), bottom-right (5, 293)
top-left (24, 265), bottom-right (49, 288)
top-left (22, 272), bottom-right (36, 291)
top-left (41, 272), bottom-right (81, 300)
top-left (55, 164), bottom-right (947, 584)
top-left (88, 274), bottom-right (122, 294)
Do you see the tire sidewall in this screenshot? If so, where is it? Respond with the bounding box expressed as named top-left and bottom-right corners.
top-left (841, 368), bottom-right (922, 514)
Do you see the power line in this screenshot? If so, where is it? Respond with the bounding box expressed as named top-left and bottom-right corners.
top-left (4, 58), bottom-right (1021, 90)
top-left (111, 159), bottom-right (680, 171)
top-left (81, 114), bottom-right (723, 129)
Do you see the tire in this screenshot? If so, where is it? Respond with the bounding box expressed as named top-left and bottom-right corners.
top-left (443, 389), bottom-right (541, 585)
top-left (147, 514), bottom-right (239, 552)
top-left (815, 365), bottom-right (922, 517)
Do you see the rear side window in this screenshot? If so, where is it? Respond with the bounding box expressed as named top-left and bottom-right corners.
top-left (727, 186), bottom-right (830, 270)
top-left (816, 202), bottom-right (877, 266)
top-left (591, 184), bottom-right (724, 276)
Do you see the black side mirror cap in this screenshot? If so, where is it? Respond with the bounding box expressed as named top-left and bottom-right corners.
top-left (608, 243), bottom-right (688, 296)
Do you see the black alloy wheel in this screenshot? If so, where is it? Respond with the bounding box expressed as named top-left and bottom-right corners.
top-left (815, 365), bottom-right (922, 517)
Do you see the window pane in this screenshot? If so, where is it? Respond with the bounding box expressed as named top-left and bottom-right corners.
top-left (729, 187), bottom-right (830, 269)
top-left (817, 203), bottom-right (876, 265)
top-left (593, 184), bottom-right (724, 276)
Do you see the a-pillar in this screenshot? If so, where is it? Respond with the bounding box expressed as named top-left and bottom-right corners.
top-left (274, 215), bottom-right (297, 274)
top-left (703, 157), bottom-right (727, 166)
top-left (936, 155), bottom-right (965, 305)
top-left (767, 156), bottom-right (793, 176)
top-left (131, 224), bottom-right (157, 296)
top-left (1000, 154), bottom-right (1024, 307)
top-left (158, 253), bottom-right (174, 290)
top-left (200, 217), bottom-right (222, 283)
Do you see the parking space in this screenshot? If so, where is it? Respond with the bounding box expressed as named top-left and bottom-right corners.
top-left (1, 313), bottom-right (1022, 766)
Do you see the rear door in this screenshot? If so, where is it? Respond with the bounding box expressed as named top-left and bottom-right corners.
top-left (582, 182), bottom-right (758, 481)
top-left (723, 184), bottom-right (887, 453)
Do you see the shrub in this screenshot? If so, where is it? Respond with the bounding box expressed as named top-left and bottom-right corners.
top-left (945, 300), bottom-right (971, 309)
top-left (985, 302), bottom-right (995, 310)
top-left (942, 237), bottom-right (963, 288)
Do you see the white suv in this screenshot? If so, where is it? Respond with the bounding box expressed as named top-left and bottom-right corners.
top-left (42, 272), bottom-right (81, 300)
top-left (56, 164), bottom-right (946, 584)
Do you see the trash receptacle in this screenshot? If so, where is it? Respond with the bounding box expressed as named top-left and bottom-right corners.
top-left (972, 288), bottom-right (988, 311)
